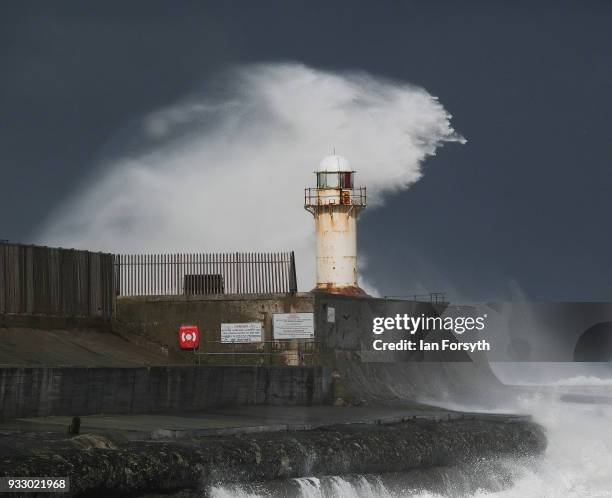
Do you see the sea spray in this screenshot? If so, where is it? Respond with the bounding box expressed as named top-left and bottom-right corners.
top-left (36, 63), bottom-right (464, 291)
top-left (208, 381), bottom-right (612, 497)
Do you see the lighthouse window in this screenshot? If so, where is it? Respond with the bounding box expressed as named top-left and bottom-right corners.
top-left (316, 172), bottom-right (325, 187)
top-left (340, 172), bottom-right (353, 189)
top-left (317, 172), bottom-right (340, 188)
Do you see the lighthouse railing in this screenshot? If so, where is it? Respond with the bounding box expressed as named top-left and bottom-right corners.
top-left (304, 186), bottom-right (367, 207)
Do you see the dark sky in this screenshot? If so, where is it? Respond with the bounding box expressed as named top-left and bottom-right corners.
top-left (1, 0), bottom-right (611, 301)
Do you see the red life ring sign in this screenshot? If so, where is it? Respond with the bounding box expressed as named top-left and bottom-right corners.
top-left (179, 324), bottom-right (200, 350)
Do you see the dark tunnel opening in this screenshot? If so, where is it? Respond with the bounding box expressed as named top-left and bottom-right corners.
top-left (574, 322), bottom-right (612, 362)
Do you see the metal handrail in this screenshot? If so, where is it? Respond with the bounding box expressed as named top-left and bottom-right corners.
top-left (383, 293), bottom-right (448, 304)
top-left (193, 340), bottom-right (320, 366)
top-left (194, 339), bottom-right (319, 351)
top-left (304, 187), bottom-right (367, 207)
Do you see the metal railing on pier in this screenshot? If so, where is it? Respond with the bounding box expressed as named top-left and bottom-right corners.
top-left (115, 251), bottom-right (297, 297)
top-left (193, 340), bottom-right (319, 366)
top-left (383, 293), bottom-right (447, 304)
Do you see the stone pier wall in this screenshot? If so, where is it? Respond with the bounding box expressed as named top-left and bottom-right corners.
top-left (0, 365), bottom-right (331, 420)
top-left (116, 293), bottom-right (314, 356)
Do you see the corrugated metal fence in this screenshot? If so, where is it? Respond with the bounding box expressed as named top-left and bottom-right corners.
top-left (116, 251), bottom-right (297, 296)
top-left (0, 242), bottom-right (115, 319)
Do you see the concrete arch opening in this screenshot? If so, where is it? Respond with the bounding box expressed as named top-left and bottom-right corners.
top-left (574, 322), bottom-right (612, 362)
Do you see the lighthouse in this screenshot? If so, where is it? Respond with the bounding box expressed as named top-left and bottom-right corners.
top-left (304, 155), bottom-right (367, 295)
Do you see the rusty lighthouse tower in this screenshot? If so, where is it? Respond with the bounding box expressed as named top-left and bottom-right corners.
top-left (304, 154), bottom-right (367, 295)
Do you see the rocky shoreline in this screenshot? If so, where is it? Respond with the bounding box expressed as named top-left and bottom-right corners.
top-left (1, 416), bottom-right (546, 497)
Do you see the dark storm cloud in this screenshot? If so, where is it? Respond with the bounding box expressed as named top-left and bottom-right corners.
top-left (1, 0), bottom-right (611, 301)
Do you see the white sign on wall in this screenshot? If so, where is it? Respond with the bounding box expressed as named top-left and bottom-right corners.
top-left (273, 313), bottom-right (315, 340)
top-left (221, 322), bottom-right (262, 343)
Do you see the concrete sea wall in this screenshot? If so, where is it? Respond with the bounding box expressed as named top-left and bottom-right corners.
top-left (0, 293), bottom-right (511, 418)
top-left (311, 294), bottom-right (507, 406)
top-left (314, 293), bottom-right (447, 355)
top-left (0, 365), bottom-right (331, 420)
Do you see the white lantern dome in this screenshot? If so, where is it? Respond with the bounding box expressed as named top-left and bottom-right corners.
top-left (317, 154), bottom-right (351, 172)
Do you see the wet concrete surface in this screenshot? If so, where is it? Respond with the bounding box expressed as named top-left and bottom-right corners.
top-left (0, 404), bottom-right (530, 440)
top-left (0, 326), bottom-right (174, 367)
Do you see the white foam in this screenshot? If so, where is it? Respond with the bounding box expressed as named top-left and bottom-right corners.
top-left (36, 62), bottom-right (464, 291)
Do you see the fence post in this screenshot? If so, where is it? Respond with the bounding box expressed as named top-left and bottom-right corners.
top-left (289, 251), bottom-right (297, 294)
top-left (236, 252), bottom-right (241, 294)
